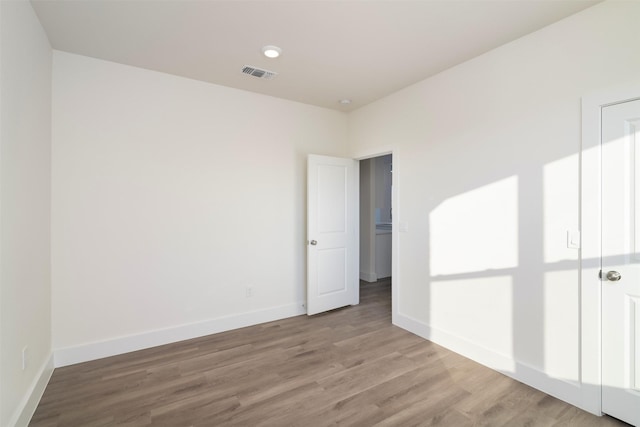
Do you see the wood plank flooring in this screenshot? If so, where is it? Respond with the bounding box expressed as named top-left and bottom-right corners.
top-left (30, 279), bottom-right (628, 426)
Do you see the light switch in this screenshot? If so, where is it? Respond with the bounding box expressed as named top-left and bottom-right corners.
top-left (567, 230), bottom-right (581, 249)
top-left (399, 222), bottom-right (409, 232)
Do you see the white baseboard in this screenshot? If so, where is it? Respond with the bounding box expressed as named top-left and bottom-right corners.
top-left (360, 271), bottom-right (377, 282)
top-left (394, 312), bottom-right (582, 410)
top-left (10, 352), bottom-right (54, 427)
top-left (54, 302), bottom-right (306, 367)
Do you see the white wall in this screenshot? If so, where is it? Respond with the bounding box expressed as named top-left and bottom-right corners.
top-left (0, 1), bottom-right (53, 425)
top-left (349, 0), bottom-right (640, 409)
top-left (51, 52), bottom-right (348, 363)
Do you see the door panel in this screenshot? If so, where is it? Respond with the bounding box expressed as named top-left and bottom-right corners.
top-left (317, 165), bottom-right (347, 233)
top-left (601, 99), bottom-right (640, 426)
top-left (318, 248), bottom-right (347, 295)
top-left (307, 155), bottom-right (358, 315)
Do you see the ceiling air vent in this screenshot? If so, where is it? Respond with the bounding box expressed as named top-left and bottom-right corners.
top-left (241, 65), bottom-right (277, 80)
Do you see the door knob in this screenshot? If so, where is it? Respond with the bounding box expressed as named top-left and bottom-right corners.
top-left (310, 240), bottom-right (317, 246)
top-left (605, 270), bottom-right (622, 281)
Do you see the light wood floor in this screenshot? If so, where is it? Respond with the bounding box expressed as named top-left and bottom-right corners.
top-left (31, 279), bottom-right (628, 426)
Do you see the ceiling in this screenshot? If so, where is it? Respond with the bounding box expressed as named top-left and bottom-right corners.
top-left (31, 0), bottom-right (600, 111)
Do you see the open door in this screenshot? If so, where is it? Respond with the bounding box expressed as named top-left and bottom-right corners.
top-left (307, 154), bottom-right (359, 315)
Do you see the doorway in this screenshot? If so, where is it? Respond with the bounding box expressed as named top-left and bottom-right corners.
top-left (359, 154), bottom-right (393, 315)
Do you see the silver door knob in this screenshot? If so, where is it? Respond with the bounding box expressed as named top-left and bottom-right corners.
top-left (310, 240), bottom-right (317, 246)
top-left (606, 271), bottom-right (622, 281)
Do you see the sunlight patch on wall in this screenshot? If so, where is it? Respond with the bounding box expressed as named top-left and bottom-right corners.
top-left (430, 176), bottom-right (518, 276)
top-left (543, 270), bottom-right (579, 382)
top-left (543, 153), bottom-right (579, 264)
top-left (431, 275), bottom-right (514, 365)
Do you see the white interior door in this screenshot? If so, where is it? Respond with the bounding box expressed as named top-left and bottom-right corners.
top-left (307, 154), bottom-right (358, 315)
top-left (601, 98), bottom-right (640, 426)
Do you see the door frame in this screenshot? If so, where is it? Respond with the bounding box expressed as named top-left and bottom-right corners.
top-left (581, 83), bottom-right (640, 415)
top-left (354, 148), bottom-right (398, 325)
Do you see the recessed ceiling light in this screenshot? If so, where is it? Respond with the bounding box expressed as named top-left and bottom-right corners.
top-left (339, 99), bottom-right (352, 105)
top-left (262, 45), bottom-right (281, 59)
